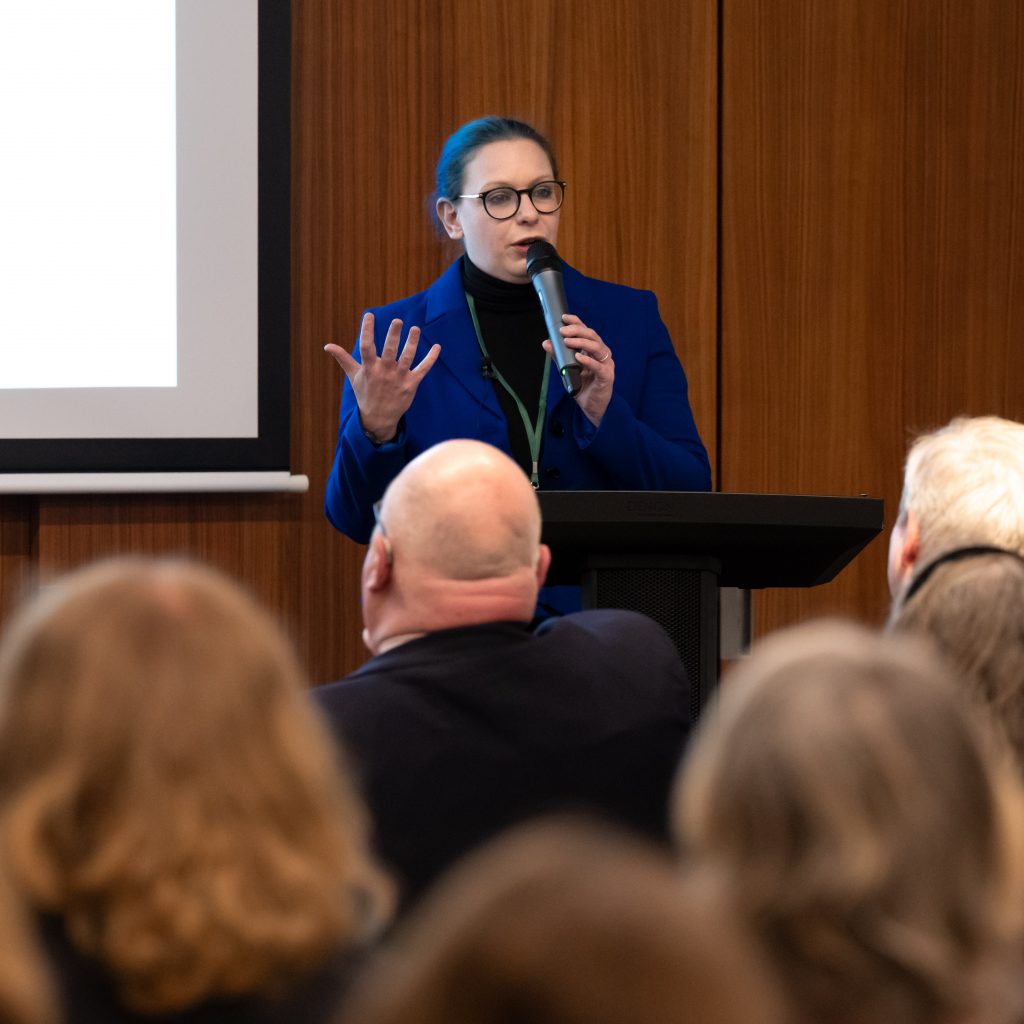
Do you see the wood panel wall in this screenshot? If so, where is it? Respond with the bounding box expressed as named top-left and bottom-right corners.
top-left (1, 1), bottom-right (1022, 672)
top-left (294, 0), bottom-right (717, 678)
top-left (720, 0), bottom-right (1024, 635)
top-left (0, 0), bottom-right (717, 684)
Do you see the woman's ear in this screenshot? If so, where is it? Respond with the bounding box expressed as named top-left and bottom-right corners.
top-left (436, 197), bottom-right (463, 240)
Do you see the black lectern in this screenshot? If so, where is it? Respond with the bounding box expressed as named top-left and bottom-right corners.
top-left (538, 492), bottom-right (884, 714)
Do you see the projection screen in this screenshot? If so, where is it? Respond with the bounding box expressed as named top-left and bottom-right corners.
top-left (0, 0), bottom-right (301, 493)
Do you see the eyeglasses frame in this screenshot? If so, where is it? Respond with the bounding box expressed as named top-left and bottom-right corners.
top-left (455, 180), bottom-right (567, 221)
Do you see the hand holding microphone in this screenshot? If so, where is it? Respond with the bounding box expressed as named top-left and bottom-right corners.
top-left (526, 241), bottom-right (582, 396)
top-left (527, 241), bottom-right (616, 425)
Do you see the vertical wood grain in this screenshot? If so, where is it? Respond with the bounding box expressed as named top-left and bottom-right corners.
top-left (11, 1), bottom-right (716, 685)
top-left (721, 0), bottom-right (1024, 635)
top-left (35, 494), bottom-right (311, 645)
top-left (293, 0), bottom-right (719, 677)
top-left (0, 499), bottom-right (34, 623)
top-left (11, 1), bottom-right (1024, 680)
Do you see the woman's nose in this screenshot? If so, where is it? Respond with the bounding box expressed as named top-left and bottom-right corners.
top-left (516, 192), bottom-right (540, 222)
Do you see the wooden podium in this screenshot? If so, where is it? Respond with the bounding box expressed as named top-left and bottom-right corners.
top-left (538, 492), bottom-right (884, 714)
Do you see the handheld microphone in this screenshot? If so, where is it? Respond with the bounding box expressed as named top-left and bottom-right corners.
top-left (526, 241), bottom-right (582, 396)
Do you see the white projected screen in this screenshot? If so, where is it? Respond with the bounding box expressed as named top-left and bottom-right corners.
top-left (0, 0), bottom-right (258, 439)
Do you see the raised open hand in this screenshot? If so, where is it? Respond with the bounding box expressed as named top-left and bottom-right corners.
top-left (326, 313), bottom-right (441, 442)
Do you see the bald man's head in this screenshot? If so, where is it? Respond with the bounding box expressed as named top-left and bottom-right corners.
top-left (359, 442), bottom-right (551, 652)
top-left (383, 441), bottom-right (543, 580)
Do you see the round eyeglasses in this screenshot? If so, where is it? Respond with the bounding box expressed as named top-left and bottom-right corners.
top-left (456, 180), bottom-right (566, 221)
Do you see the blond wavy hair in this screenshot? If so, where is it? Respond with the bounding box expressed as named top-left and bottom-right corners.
top-left (0, 557), bottom-right (393, 1014)
top-left (674, 620), bottom-right (1024, 1024)
top-left (0, 861), bottom-right (56, 1024)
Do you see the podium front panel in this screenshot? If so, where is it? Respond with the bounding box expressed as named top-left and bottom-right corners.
top-left (581, 563), bottom-right (719, 717)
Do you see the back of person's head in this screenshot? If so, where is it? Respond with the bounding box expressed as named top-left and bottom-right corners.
top-left (383, 439), bottom-right (544, 582)
top-left (0, 861), bottom-right (57, 1024)
top-left (674, 619), bottom-right (1024, 1024)
top-left (898, 415), bottom-right (1024, 566)
top-left (361, 441), bottom-right (550, 653)
top-left (0, 556), bottom-right (392, 1014)
top-left (888, 549), bottom-right (1024, 774)
top-left (338, 818), bottom-right (784, 1024)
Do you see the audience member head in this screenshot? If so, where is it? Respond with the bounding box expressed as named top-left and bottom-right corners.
top-left (338, 817), bottom-right (784, 1024)
top-left (361, 439), bottom-right (551, 654)
top-left (888, 548), bottom-right (1024, 772)
top-left (0, 557), bottom-right (393, 1015)
top-left (674, 620), bottom-right (1024, 1024)
top-left (0, 861), bottom-right (56, 1024)
top-left (889, 415), bottom-right (1024, 600)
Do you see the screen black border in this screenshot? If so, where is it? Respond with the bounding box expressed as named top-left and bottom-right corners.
top-left (0, 0), bottom-right (291, 475)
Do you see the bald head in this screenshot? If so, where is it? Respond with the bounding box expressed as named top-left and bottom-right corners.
top-left (360, 442), bottom-right (551, 652)
top-left (383, 441), bottom-right (543, 579)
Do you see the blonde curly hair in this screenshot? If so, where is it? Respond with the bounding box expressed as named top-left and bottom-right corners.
top-left (0, 557), bottom-right (392, 1014)
top-left (0, 860), bottom-right (56, 1024)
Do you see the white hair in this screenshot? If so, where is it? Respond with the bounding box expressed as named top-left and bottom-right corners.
top-left (899, 416), bottom-right (1024, 564)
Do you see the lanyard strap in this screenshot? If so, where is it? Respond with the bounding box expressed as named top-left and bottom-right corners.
top-left (465, 292), bottom-right (550, 488)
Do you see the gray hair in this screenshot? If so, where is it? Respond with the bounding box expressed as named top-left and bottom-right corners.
top-left (899, 416), bottom-right (1024, 564)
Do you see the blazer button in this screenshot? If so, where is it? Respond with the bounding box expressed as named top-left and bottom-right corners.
top-left (544, 467), bottom-right (561, 482)
top-left (550, 419), bottom-right (565, 438)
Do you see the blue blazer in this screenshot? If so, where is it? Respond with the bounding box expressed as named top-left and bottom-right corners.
top-left (326, 260), bottom-right (711, 542)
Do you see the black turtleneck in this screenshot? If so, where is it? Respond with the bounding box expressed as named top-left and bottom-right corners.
top-left (461, 256), bottom-right (549, 478)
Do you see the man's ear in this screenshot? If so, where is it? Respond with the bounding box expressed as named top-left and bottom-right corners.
top-left (535, 543), bottom-right (552, 589)
top-left (363, 533), bottom-right (393, 592)
top-left (899, 509), bottom-right (921, 572)
top-left (436, 197), bottom-right (463, 240)
top-left (888, 508), bottom-right (921, 596)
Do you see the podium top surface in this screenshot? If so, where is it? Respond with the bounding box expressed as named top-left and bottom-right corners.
top-left (538, 491), bottom-right (884, 589)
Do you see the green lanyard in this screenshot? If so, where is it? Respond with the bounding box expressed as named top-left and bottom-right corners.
top-left (466, 292), bottom-right (550, 488)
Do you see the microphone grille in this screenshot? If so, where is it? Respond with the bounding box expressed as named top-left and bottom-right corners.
top-left (526, 240), bottom-right (560, 277)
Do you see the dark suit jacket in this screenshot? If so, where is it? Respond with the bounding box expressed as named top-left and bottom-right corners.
top-left (313, 609), bottom-right (691, 910)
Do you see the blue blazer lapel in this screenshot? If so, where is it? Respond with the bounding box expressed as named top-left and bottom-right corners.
top-left (419, 259), bottom-right (599, 423)
top-left (422, 261), bottom-right (503, 415)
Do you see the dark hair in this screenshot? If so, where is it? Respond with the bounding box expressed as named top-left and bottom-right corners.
top-left (434, 116), bottom-right (559, 201)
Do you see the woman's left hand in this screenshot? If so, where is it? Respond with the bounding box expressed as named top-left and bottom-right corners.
top-left (542, 314), bottom-right (615, 427)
